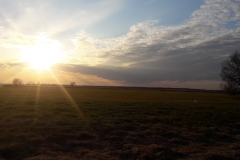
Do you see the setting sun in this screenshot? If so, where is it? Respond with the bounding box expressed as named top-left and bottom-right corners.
top-left (21, 36), bottom-right (63, 70)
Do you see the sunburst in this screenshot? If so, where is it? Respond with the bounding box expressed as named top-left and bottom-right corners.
top-left (21, 36), bottom-right (63, 70)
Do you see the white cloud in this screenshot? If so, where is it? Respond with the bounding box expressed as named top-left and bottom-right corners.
top-left (72, 0), bottom-right (240, 61)
top-left (0, 26), bottom-right (37, 48)
top-left (0, 0), bottom-right (124, 37)
top-left (68, 0), bottom-right (240, 87)
top-left (190, 0), bottom-right (240, 28)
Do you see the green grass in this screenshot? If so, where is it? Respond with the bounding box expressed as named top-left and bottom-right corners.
top-left (0, 86), bottom-right (240, 160)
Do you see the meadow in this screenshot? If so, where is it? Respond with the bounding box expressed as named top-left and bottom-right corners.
top-left (0, 86), bottom-right (239, 160)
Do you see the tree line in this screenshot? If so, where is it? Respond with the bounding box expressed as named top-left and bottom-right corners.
top-left (12, 78), bottom-right (76, 87)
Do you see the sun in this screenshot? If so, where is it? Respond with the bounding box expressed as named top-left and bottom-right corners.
top-left (21, 36), bottom-right (63, 70)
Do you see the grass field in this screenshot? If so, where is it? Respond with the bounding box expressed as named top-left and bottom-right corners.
top-left (0, 86), bottom-right (240, 160)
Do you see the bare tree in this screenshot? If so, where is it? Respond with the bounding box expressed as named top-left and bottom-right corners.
top-left (70, 82), bottom-right (76, 88)
top-left (220, 51), bottom-right (240, 95)
top-left (12, 78), bottom-right (23, 86)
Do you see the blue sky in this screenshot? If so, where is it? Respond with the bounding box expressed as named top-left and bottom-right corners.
top-left (0, 0), bottom-right (239, 89)
top-left (86, 0), bottom-right (204, 38)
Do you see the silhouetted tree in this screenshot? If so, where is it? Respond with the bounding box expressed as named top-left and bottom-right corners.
top-left (12, 78), bottom-right (23, 86)
top-left (70, 82), bottom-right (76, 88)
top-left (220, 51), bottom-right (240, 95)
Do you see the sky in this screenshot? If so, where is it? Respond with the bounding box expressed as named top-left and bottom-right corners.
top-left (0, 0), bottom-right (240, 89)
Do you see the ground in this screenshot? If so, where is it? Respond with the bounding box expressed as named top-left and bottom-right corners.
top-left (0, 86), bottom-right (239, 160)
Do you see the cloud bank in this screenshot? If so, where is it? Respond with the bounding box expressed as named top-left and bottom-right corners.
top-left (59, 0), bottom-right (240, 88)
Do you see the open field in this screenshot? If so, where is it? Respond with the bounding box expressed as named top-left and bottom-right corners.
top-left (0, 86), bottom-right (240, 160)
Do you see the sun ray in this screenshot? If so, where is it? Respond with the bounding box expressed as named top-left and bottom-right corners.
top-left (33, 83), bottom-right (41, 124)
top-left (48, 70), bottom-right (85, 120)
top-left (4, 68), bottom-right (26, 86)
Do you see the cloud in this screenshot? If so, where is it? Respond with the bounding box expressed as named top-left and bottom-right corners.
top-left (190, 0), bottom-right (240, 26)
top-left (67, 0), bottom-right (240, 88)
top-left (0, 0), bottom-right (124, 38)
top-left (0, 26), bottom-right (37, 48)
top-left (0, 63), bottom-right (7, 68)
top-left (0, 0), bottom-right (239, 89)
top-left (0, 62), bottom-right (29, 70)
top-left (0, 0), bottom-right (126, 65)
top-left (0, 63), bottom-right (124, 86)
